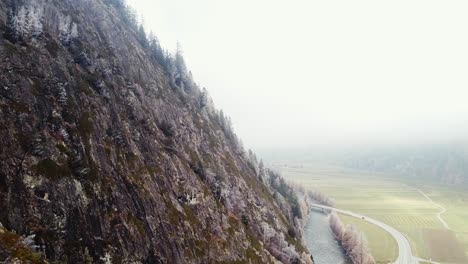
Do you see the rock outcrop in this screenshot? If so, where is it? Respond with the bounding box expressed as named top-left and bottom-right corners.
top-left (0, 0), bottom-right (313, 263)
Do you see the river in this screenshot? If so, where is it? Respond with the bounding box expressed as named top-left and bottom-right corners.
top-left (304, 210), bottom-right (353, 264)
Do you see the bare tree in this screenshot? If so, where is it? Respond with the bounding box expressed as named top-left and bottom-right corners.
top-left (329, 213), bottom-right (345, 240)
top-left (308, 189), bottom-right (336, 207)
top-left (9, 4), bottom-right (44, 41)
top-left (329, 215), bottom-right (375, 264)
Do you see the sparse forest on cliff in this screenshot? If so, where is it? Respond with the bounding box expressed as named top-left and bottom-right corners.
top-left (0, 0), bottom-right (313, 263)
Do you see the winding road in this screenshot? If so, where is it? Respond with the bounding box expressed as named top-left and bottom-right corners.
top-left (310, 203), bottom-right (438, 264)
top-left (403, 185), bottom-right (450, 230)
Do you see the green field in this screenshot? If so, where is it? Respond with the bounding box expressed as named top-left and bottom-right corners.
top-left (279, 162), bottom-right (468, 264)
top-left (339, 214), bottom-right (398, 264)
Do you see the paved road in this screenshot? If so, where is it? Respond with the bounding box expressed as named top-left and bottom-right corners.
top-left (310, 203), bottom-right (439, 264)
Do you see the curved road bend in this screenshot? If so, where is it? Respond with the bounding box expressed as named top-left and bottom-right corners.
top-left (309, 203), bottom-right (439, 264)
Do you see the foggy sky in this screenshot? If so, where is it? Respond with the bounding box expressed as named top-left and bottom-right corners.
top-left (128, 0), bottom-right (468, 150)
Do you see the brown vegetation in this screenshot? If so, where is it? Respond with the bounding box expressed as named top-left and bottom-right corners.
top-left (329, 213), bottom-right (375, 264)
top-left (423, 229), bottom-right (467, 263)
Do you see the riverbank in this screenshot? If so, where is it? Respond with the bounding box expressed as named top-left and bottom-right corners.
top-left (304, 210), bottom-right (352, 264)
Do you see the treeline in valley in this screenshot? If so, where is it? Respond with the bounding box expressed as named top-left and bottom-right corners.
top-left (329, 213), bottom-right (376, 264)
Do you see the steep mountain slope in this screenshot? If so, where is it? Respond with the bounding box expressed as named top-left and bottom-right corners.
top-left (0, 0), bottom-right (313, 263)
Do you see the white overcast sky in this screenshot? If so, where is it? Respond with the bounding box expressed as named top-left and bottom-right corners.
top-left (128, 0), bottom-right (468, 150)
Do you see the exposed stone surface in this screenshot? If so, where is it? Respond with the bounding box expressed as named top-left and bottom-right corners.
top-left (0, 0), bottom-right (313, 263)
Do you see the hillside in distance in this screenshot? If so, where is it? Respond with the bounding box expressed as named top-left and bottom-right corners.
top-left (0, 0), bottom-right (313, 263)
top-left (340, 143), bottom-right (468, 185)
top-left (265, 143), bottom-right (468, 186)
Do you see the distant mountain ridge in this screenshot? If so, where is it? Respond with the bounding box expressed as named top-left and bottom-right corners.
top-left (341, 144), bottom-right (468, 185)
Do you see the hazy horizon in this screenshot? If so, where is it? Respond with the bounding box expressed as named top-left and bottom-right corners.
top-left (3, 2), bottom-right (468, 263)
top-left (128, 0), bottom-right (468, 150)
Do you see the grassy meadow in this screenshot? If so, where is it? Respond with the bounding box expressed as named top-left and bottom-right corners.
top-left (339, 214), bottom-right (398, 264)
top-left (278, 162), bottom-right (468, 264)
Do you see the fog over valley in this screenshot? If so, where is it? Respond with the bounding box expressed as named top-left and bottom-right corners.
top-left (1, 0), bottom-right (468, 263)
top-left (129, 0), bottom-right (468, 150)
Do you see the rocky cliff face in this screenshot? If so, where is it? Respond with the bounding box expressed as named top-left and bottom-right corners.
top-left (0, 0), bottom-right (313, 263)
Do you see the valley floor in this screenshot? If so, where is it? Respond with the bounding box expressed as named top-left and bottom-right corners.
top-left (279, 162), bottom-right (468, 264)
